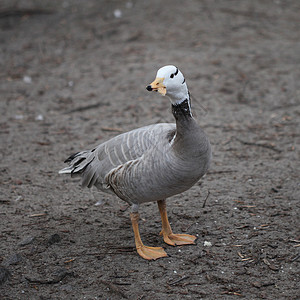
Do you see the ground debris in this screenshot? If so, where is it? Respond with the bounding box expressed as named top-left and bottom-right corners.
top-left (0, 8), bottom-right (55, 18)
top-left (2, 253), bottom-right (22, 266)
top-left (101, 127), bottom-right (124, 132)
top-left (202, 190), bottom-right (210, 208)
top-left (0, 266), bottom-right (11, 285)
top-left (221, 289), bottom-right (242, 296)
top-left (234, 137), bottom-right (282, 153)
top-left (29, 213), bottom-right (47, 217)
top-left (18, 236), bottom-right (35, 246)
top-left (64, 258), bottom-right (76, 264)
top-left (168, 275), bottom-right (189, 286)
top-left (25, 268), bottom-right (74, 285)
top-left (65, 102), bottom-right (109, 114)
top-left (252, 281), bottom-right (275, 288)
top-left (262, 256), bottom-right (279, 271)
top-left (99, 279), bottom-right (128, 299)
top-left (290, 253), bottom-right (300, 262)
top-left (48, 233), bottom-right (61, 245)
top-left (0, 199), bottom-right (10, 204)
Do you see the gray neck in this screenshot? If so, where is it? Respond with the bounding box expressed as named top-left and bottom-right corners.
top-left (171, 97), bottom-right (195, 144)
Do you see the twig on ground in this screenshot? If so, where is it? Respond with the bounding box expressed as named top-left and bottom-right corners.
top-left (234, 137), bottom-right (281, 153)
top-left (290, 253), bottom-right (300, 262)
top-left (64, 258), bottom-right (76, 264)
top-left (221, 290), bottom-right (242, 296)
top-left (168, 275), bottom-right (190, 286)
top-left (0, 9), bottom-right (54, 18)
top-left (65, 102), bottom-right (108, 114)
top-left (28, 213), bottom-right (47, 217)
top-left (208, 170), bottom-right (238, 174)
top-left (101, 127), bottom-right (124, 132)
top-left (202, 190), bottom-right (210, 208)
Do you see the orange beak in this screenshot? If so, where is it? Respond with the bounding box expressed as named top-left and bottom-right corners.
top-left (146, 77), bottom-right (166, 96)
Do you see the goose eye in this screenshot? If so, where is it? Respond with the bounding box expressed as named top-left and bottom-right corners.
top-left (170, 74), bottom-right (174, 78)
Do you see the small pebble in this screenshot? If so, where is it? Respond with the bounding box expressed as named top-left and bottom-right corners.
top-left (14, 114), bottom-right (24, 120)
top-left (15, 195), bottom-right (23, 202)
top-left (35, 114), bottom-right (44, 121)
top-left (113, 9), bottom-right (122, 18)
top-left (48, 233), bottom-right (61, 245)
top-left (19, 236), bottom-right (35, 246)
top-left (94, 200), bottom-right (103, 206)
top-left (23, 76), bottom-right (32, 84)
top-left (204, 241), bottom-right (212, 247)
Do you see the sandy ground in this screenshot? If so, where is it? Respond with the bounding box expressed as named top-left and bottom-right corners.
top-left (1, 0), bottom-right (300, 299)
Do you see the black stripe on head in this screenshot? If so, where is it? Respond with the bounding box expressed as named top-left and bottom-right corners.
top-left (174, 67), bottom-right (178, 76)
top-left (170, 67), bottom-right (179, 79)
top-left (182, 78), bottom-right (185, 84)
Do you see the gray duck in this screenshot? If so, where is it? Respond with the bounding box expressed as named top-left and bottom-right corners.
top-left (59, 65), bottom-right (212, 260)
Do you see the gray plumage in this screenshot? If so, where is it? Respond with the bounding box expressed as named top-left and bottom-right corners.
top-left (59, 109), bottom-right (211, 205)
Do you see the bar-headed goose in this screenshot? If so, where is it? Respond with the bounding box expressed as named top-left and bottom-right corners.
top-left (59, 65), bottom-right (212, 260)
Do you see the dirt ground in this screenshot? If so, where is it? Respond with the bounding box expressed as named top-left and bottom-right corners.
top-left (1, 0), bottom-right (299, 299)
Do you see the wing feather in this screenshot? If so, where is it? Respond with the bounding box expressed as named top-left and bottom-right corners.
top-left (60, 123), bottom-right (176, 192)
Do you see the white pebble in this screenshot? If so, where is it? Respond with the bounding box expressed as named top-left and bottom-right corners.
top-left (204, 241), bottom-right (212, 247)
top-left (14, 114), bottom-right (24, 120)
top-left (23, 76), bottom-right (32, 84)
top-left (113, 9), bottom-right (122, 18)
top-left (35, 114), bottom-right (44, 121)
top-left (15, 195), bottom-right (23, 202)
top-left (95, 200), bottom-right (103, 206)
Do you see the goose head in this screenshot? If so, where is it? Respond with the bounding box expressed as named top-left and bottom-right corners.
top-left (146, 65), bottom-right (189, 105)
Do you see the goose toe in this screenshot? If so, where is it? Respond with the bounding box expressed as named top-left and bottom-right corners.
top-left (137, 245), bottom-right (168, 260)
top-left (161, 233), bottom-right (197, 246)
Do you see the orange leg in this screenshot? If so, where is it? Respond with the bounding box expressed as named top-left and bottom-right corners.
top-left (157, 199), bottom-right (197, 246)
top-left (130, 212), bottom-right (168, 260)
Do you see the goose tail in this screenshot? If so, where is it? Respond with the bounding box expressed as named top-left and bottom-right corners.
top-left (58, 166), bottom-right (73, 174)
top-left (58, 151), bottom-right (96, 187)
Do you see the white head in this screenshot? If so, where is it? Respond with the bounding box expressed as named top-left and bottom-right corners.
top-left (146, 65), bottom-right (189, 105)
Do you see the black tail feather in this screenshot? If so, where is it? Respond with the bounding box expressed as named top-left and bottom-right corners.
top-left (64, 152), bottom-right (80, 163)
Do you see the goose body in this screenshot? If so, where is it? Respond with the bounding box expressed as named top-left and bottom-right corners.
top-left (59, 65), bottom-right (211, 260)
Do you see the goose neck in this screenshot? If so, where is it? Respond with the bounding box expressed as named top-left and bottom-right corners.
top-left (171, 98), bottom-right (192, 121)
